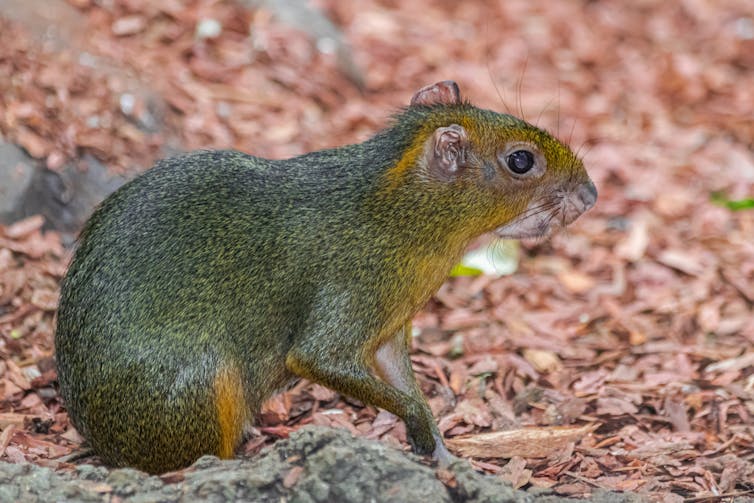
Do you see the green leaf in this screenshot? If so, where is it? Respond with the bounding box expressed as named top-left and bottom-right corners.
top-left (450, 263), bottom-right (485, 277)
top-left (710, 192), bottom-right (754, 211)
top-left (450, 239), bottom-right (520, 277)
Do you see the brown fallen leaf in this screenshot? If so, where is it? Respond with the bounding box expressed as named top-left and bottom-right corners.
top-left (721, 267), bottom-right (754, 303)
top-left (704, 352), bottom-right (754, 374)
top-left (446, 423), bottom-right (597, 459)
top-left (455, 398), bottom-right (493, 428)
top-left (656, 249), bottom-right (705, 276)
top-left (60, 427), bottom-right (84, 444)
top-left (521, 349), bottom-right (562, 373)
top-left (615, 216), bottom-right (649, 262)
top-left (467, 355), bottom-right (498, 376)
top-left (663, 397), bottom-right (691, 433)
top-left (595, 397), bottom-right (638, 416)
top-left (111, 16), bottom-right (147, 36)
top-left (0, 413), bottom-right (38, 428)
top-left (0, 424), bottom-right (16, 458)
top-left (499, 456), bottom-right (532, 489)
top-left (601, 476), bottom-right (646, 492)
top-left (30, 289), bottom-right (60, 311)
top-left (4, 359), bottom-right (32, 391)
top-left (448, 365), bottom-right (468, 395)
top-left (714, 456), bottom-right (754, 492)
top-left (307, 384), bottom-right (337, 402)
top-left (528, 477), bottom-right (557, 489)
top-left (366, 410), bottom-right (398, 439)
top-left (557, 269), bottom-right (596, 294)
top-left (259, 393), bottom-right (291, 425)
top-left (259, 425), bottom-right (294, 438)
top-left (3, 215), bottom-right (45, 239)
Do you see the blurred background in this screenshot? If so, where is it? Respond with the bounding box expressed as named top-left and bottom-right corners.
top-left (0, 0), bottom-right (752, 498)
top-left (1, 0), bottom-right (752, 230)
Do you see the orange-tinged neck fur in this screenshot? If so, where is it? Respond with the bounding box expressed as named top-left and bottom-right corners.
top-left (361, 104), bottom-right (587, 343)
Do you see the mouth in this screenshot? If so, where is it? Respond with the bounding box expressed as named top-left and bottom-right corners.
top-left (494, 180), bottom-right (597, 239)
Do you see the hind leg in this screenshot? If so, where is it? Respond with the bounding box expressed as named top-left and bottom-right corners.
top-left (82, 359), bottom-right (247, 474)
top-left (212, 363), bottom-right (248, 460)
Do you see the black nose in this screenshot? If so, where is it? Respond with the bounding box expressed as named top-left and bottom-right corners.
top-left (577, 181), bottom-right (597, 211)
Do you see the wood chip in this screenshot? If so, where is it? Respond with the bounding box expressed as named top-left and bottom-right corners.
top-left (3, 216), bottom-right (44, 239)
top-left (446, 424), bottom-right (597, 459)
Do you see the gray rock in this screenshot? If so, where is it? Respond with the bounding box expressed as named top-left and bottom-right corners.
top-left (0, 141), bottom-right (36, 222)
top-left (0, 426), bottom-right (650, 502)
top-left (20, 154), bottom-right (126, 234)
top-left (242, 0), bottom-right (364, 89)
top-left (0, 144), bottom-right (126, 234)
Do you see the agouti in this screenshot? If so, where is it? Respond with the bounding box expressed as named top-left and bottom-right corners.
top-left (55, 81), bottom-right (596, 474)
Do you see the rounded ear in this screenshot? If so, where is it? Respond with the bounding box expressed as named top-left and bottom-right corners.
top-left (428, 124), bottom-right (468, 180)
top-left (410, 81), bottom-right (462, 107)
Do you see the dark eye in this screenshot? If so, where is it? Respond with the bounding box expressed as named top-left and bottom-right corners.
top-left (506, 150), bottom-right (535, 174)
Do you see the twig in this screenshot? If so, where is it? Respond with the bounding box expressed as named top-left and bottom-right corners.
top-left (56, 448), bottom-right (95, 464)
top-left (563, 470), bottom-right (607, 490)
top-left (684, 490), bottom-right (754, 503)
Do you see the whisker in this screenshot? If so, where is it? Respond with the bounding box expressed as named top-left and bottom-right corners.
top-left (514, 201), bottom-right (560, 221)
top-left (574, 141), bottom-right (587, 162)
top-left (487, 239), bottom-right (503, 272)
top-left (516, 56), bottom-right (529, 121)
top-left (567, 118), bottom-right (577, 147)
top-left (483, 18), bottom-right (513, 115)
top-left (521, 201), bottom-right (559, 213)
top-left (535, 97), bottom-right (557, 129)
top-left (485, 45), bottom-right (513, 116)
top-left (580, 142), bottom-right (595, 162)
top-left (542, 210), bottom-right (560, 231)
top-left (556, 84), bottom-right (561, 138)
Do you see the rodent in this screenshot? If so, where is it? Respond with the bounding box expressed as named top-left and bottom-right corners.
top-left (55, 81), bottom-right (597, 474)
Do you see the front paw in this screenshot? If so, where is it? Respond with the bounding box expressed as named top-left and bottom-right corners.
top-left (407, 428), bottom-right (437, 456)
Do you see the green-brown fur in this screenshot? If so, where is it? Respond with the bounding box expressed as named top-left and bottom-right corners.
top-left (55, 102), bottom-right (587, 473)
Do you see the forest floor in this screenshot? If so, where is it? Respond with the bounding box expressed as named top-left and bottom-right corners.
top-left (0, 0), bottom-right (753, 501)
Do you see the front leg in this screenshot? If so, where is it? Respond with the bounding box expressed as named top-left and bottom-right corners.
top-left (373, 321), bottom-right (453, 465)
top-left (284, 295), bottom-right (441, 457)
top-left (286, 342), bottom-right (439, 456)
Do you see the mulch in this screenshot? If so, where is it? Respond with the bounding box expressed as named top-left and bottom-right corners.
top-left (1, 0), bottom-right (753, 499)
